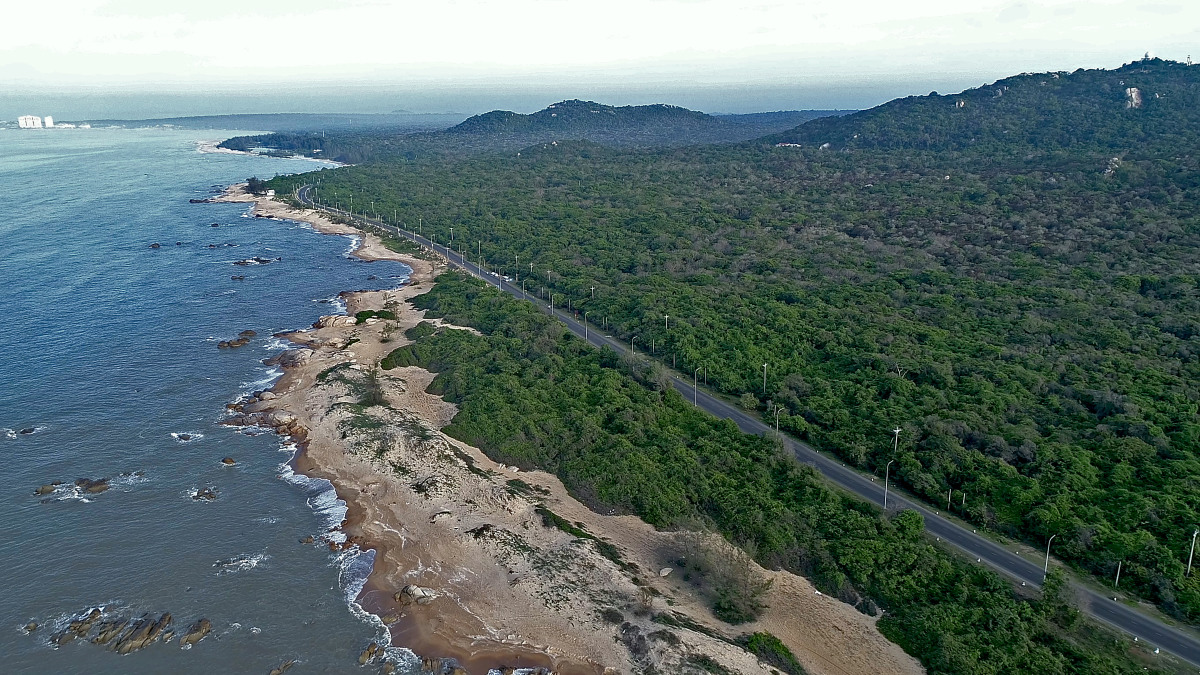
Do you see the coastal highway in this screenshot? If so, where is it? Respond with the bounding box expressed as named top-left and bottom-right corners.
top-left (295, 185), bottom-right (1200, 668)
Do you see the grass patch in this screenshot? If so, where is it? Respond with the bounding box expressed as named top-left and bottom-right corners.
top-left (505, 478), bottom-right (551, 498)
top-left (534, 505), bottom-right (635, 573)
top-left (355, 309), bottom-right (397, 324)
top-left (738, 632), bottom-right (807, 675)
top-left (405, 321), bottom-right (438, 340)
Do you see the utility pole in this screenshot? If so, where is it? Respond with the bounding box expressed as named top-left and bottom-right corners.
top-left (1115, 560), bottom-right (1122, 587)
top-left (1044, 534), bottom-right (1057, 578)
top-left (884, 459), bottom-right (895, 510)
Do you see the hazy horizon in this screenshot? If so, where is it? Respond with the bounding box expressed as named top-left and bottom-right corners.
top-left (0, 54), bottom-right (1182, 122)
top-left (4, 0), bottom-right (1197, 120)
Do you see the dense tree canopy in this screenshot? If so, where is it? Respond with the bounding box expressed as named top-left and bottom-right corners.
top-left (268, 58), bottom-right (1200, 625)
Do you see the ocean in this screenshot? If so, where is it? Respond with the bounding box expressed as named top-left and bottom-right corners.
top-left (0, 127), bottom-right (417, 672)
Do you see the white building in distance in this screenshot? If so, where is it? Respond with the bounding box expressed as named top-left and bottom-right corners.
top-left (44, 116), bottom-right (54, 127)
top-left (18, 115), bottom-right (44, 128)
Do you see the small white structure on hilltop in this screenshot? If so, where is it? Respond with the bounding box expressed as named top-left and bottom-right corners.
top-left (18, 115), bottom-right (44, 128)
top-left (44, 116), bottom-right (54, 127)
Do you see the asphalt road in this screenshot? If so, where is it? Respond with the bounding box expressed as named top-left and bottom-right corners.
top-left (296, 185), bottom-right (1200, 668)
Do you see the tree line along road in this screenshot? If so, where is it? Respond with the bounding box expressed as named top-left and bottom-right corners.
top-left (294, 184), bottom-right (1200, 669)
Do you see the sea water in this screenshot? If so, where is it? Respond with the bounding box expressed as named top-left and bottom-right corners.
top-left (0, 127), bottom-right (417, 672)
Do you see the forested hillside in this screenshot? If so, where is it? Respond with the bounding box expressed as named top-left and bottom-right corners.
top-left (375, 272), bottom-right (1159, 674)
top-left (221, 101), bottom-right (844, 163)
top-left (775, 57), bottom-right (1200, 152)
top-left (267, 58), bottom-right (1200, 623)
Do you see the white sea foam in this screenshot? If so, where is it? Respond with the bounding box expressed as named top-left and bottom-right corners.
top-left (214, 552), bottom-right (269, 576)
top-left (241, 367), bottom-right (283, 395)
top-left (314, 294), bottom-right (347, 315)
top-left (343, 235), bottom-right (361, 258)
top-left (276, 443), bottom-right (414, 663)
top-left (170, 432), bottom-right (204, 443)
top-left (4, 425), bottom-right (47, 439)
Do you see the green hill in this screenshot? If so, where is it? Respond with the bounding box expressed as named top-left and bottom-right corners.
top-left (219, 102), bottom-right (846, 163)
top-left (774, 57), bottom-right (1200, 152)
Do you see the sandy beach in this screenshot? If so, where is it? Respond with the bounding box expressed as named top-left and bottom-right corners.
top-left (217, 184), bottom-right (925, 675)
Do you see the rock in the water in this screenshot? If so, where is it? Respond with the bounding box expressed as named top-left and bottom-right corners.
top-left (239, 330), bottom-right (257, 337)
top-left (178, 434), bottom-right (191, 441)
top-left (269, 660), bottom-right (296, 675)
top-left (92, 618), bottom-right (128, 645)
top-left (383, 663), bottom-right (397, 674)
top-left (299, 535), bottom-right (314, 544)
top-left (395, 584), bottom-right (436, 606)
top-left (113, 612), bottom-right (172, 654)
top-left (52, 608), bottom-right (102, 645)
top-left (221, 457), bottom-right (236, 466)
top-left (24, 621), bottom-right (37, 632)
top-left (34, 484), bottom-right (55, 496)
top-left (179, 618), bottom-right (212, 647)
top-left (149, 243), bottom-right (161, 249)
top-left (192, 487), bottom-right (217, 501)
top-left (358, 641), bottom-right (380, 665)
top-left (19, 427), bottom-right (35, 435)
top-left (75, 478), bottom-right (110, 494)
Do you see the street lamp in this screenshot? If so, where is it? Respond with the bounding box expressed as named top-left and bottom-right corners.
top-left (1044, 534), bottom-right (1058, 578)
top-left (763, 363), bottom-right (768, 397)
top-left (774, 405), bottom-right (784, 436)
top-left (664, 315), bottom-right (669, 330)
top-left (631, 336), bottom-right (638, 355)
top-left (584, 312), bottom-right (590, 341)
top-left (1189, 529), bottom-right (1199, 577)
top-left (884, 459), bottom-right (895, 510)
top-left (694, 367), bottom-right (701, 406)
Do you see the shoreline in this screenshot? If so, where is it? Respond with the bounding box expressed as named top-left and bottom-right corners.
top-left (215, 183), bottom-right (925, 675)
top-left (197, 140), bottom-right (348, 167)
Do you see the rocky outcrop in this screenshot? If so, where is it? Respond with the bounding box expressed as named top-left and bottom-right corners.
top-left (112, 612), bottom-right (172, 654)
top-left (51, 608), bottom-right (102, 645)
top-left (269, 660), bottom-right (296, 675)
top-left (396, 584), bottom-right (436, 606)
top-left (264, 349), bottom-right (312, 368)
top-left (192, 487), bottom-right (217, 501)
top-left (315, 315), bottom-right (356, 329)
top-left (179, 618), bottom-right (212, 647)
top-left (221, 457), bottom-right (236, 466)
top-left (75, 478), bottom-right (110, 494)
top-left (358, 641), bottom-right (381, 665)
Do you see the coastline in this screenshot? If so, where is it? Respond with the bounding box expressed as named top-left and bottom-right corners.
top-left (216, 184), bottom-right (925, 675)
top-left (197, 140), bottom-right (347, 167)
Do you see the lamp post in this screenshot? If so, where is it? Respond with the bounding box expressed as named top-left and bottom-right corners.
top-left (774, 405), bottom-right (783, 437)
top-left (664, 315), bottom-right (669, 330)
top-left (1189, 529), bottom-right (1199, 577)
top-left (763, 363), bottom-right (768, 397)
top-left (884, 460), bottom-right (895, 510)
top-left (694, 367), bottom-right (701, 406)
top-left (1044, 534), bottom-right (1058, 578)
top-left (584, 312), bottom-right (589, 341)
top-left (631, 336), bottom-right (638, 355)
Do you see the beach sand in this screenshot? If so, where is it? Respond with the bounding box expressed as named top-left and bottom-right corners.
top-left (218, 184), bottom-right (925, 675)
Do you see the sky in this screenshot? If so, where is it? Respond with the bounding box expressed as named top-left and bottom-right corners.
top-left (2, 0), bottom-right (1197, 115)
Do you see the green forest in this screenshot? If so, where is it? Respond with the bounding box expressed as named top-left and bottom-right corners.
top-left (378, 272), bottom-right (1157, 674)
top-left (222, 102), bottom-right (844, 164)
top-left (266, 58), bottom-right (1200, 628)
